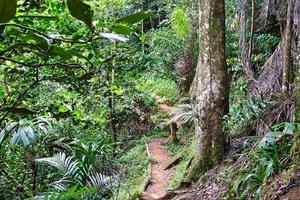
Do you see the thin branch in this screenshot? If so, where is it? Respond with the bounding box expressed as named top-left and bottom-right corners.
top-left (0, 23), bottom-right (89, 44)
top-left (0, 56), bottom-right (33, 67)
top-left (0, 56), bottom-right (87, 72)
top-left (15, 15), bottom-right (57, 19)
top-left (0, 80), bottom-right (40, 126)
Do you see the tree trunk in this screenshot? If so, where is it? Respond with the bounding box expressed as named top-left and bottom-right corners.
top-left (184, 0), bottom-right (228, 182)
top-left (240, 0), bottom-right (254, 77)
top-left (293, 26), bottom-right (300, 181)
top-left (248, 0), bottom-right (255, 59)
top-left (175, 19), bottom-right (198, 97)
top-left (282, 0), bottom-right (293, 94)
top-left (169, 122), bottom-right (179, 144)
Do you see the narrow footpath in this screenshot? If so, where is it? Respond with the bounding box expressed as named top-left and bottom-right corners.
top-left (143, 96), bottom-right (175, 200)
top-left (144, 137), bottom-right (173, 200)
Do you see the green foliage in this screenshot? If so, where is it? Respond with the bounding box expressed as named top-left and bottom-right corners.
top-left (136, 75), bottom-right (178, 104)
top-left (36, 148), bottom-right (111, 193)
top-left (144, 27), bottom-right (183, 71)
top-left (116, 11), bottom-right (153, 25)
top-left (168, 102), bottom-right (194, 126)
top-left (35, 186), bottom-right (97, 200)
top-left (224, 80), bottom-right (269, 137)
top-left (66, 0), bottom-right (94, 28)
top-left (251, 34), bottom-right (281, 68)
top-left (164, 127), bottom-right (194, 189)
top-left (227, 123), bottom-right (297, 199)
top-left (116, 136), bottom-right (151, 200)
top-left (171, 8), bottom-right (190, 39)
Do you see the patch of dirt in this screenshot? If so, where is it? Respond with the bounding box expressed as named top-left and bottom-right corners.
top-left (144, 138), bottom-right (174, 200)
top-left (279, 186), bottom-right (300, 200)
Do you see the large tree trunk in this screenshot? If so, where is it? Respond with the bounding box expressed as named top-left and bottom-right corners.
top-left (293, 26), bottom-right (300, 181)
top-left (184, 0), bottom-right (229, 182)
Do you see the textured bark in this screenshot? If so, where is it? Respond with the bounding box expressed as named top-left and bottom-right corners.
top-left (282, 0), bottom-right (293, 94)
top-left (248, 0), bottom-right (255, 59)
top-left (293, 27), bottom-right (300, 180)
top-left (248, 0), bottom-right (300, 98)
top-left (240, 0), bottom-right (254, 77)
top-left (175, 19), bottom-right (198, 96)
top-left (185, 0), bottom-right (228, 182)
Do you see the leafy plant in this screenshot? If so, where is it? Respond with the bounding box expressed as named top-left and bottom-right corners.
top-left (36, 144), bottom-right (112, 193)
top-left (171, 8), bottom-right (190, 39)
top-left (228, 122), bottom-right (297, 199)
top-left (168, 103), bottom-right (194, 126)
top-left (0, 117), bottom-right (53, 147)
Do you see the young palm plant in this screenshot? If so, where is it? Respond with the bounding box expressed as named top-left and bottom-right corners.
top-left (36, 143), bottom-right (112, 194)
top-left (167, 103), bottom-right (194, 127)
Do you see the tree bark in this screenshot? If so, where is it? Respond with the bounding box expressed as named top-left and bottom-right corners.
top-left (282, 0), bottom-right (293, 94)
top-left (248, 0), bottom-right (255, 59)
top-left (240, 0), bottom-right (254, 77)
top-left (175, 19), bottom-right (198, 97)
top-left (184, 0), bottom-right (228, 182)
top-left (293, 26), bottom-right (300, 181)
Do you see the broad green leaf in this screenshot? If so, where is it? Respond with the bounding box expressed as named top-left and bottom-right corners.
top-left (116, 11), bottom-right (153, 25)
top-left (48, 46), bottom-right (73, 60)
top-left (66, 0), bottom-right (93, 28)
top-left (0, 0), bottom-right (17, 23)
top-left (111, 25), bottom-right (132, 35)
top-left (21, 32), bottom-right (50, 52)
top-left (0, 0), bottom-right (17, 33)
top-left (47, 47), bottom-right (91, 65)
top-left (58, 105), bottom-right (68, 113)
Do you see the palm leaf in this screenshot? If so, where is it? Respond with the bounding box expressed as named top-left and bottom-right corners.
top-left (36, 152), bottom-right (79, 179)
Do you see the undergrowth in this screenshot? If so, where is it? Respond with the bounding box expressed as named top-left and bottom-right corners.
top-left (116, 137), bottom-right (151, 200)
top-left (226, 122), bottom-right (297, 199)
top-left (136, 74), bottom-right (178, 104)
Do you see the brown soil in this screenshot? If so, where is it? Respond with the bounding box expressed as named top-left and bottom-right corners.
top-left (144, 137), bottom-right (174, 200)
top-left (280, 186), bottom-right (300, 200)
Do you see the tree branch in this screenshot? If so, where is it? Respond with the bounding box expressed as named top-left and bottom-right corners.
top-left (0, 23), bottom-right (89, 44)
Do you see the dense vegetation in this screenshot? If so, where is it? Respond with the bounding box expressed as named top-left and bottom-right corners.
top-left (0, 0), bottom-right (299, 200)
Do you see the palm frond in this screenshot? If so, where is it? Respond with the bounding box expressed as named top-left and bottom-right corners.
top-left (36, 152), bottom-right (79, 179)
top-left (87, 171), bottom-right (111, 191)
top-left (50, 177), bottom-right (72, 191)
top-left (167, 103), bottom-right (194, 126)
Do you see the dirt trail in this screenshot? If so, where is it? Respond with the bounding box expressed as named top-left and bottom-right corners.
top-left (144, 138), bottom-right (174, 200)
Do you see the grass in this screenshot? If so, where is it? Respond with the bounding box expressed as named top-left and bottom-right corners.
top-left (116, 137), bottom-right (150, 200)
top-left (115, 131), bottom-right (169, 200)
